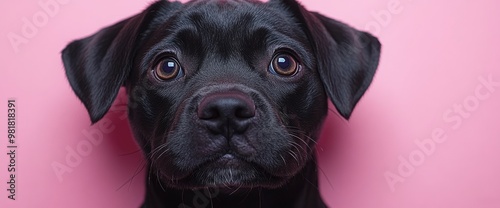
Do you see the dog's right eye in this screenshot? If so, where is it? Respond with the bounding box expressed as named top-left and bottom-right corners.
top-left (269, 53), bottom-right (300, 77)
top-left (154, 57), bottom-right (183, 80)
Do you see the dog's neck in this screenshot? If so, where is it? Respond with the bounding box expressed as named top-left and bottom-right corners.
top-left (142, 158), bottom-right (327, 208)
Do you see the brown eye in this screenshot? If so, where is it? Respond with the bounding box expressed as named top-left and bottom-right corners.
top-left (269, 53), bottom-right (299, 76)
top-left (154, 57), bottom-right (182, 80)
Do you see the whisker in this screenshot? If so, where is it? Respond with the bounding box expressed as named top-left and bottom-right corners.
top-left (148, 142), bottom-right (168, 159)
top-left (156, 169), bottom-right (166, 191)
top-left (285, 128), bottom-right (318, 145)
top-left (288, 133), bottom-right (313, 153)
top-left (287, 150), bottom-right (299, 163)
top-left (317, 164), bottom-right (335, 192)
top-left (289, 140), bottom-right (307, 152)
top-left (148, 162), bottom-right (154, 185)
top-left (118, 149), bottom-right (142, 157)
top-left (229, 183), bottom-right (244, 195)
top-left (279, 154), bottom-right (287, 166)
top-left (115, 159), bottom-right (147, 191)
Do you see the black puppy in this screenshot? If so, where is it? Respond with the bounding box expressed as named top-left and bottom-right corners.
top-left (62, 0), bottom-right (380, 207)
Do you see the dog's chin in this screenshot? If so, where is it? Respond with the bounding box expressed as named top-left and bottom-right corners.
top-left (160, 154), bottom-right (290, 190)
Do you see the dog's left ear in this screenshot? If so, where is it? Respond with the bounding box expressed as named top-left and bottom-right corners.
top-left (61, 1), bottom-right (175, 123)
top-left (271, 0), bottom-right (381, 119)
top-left (61, 13), bottom-right (149, 123)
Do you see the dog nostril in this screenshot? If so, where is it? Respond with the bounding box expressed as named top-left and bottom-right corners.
top-left (199, 106), bottom-right (221, 120)
top-left (235, 106), bottom-right (255, 118)
top-left (197, 92), bottom-right (256, 138)
top-left (197, 94), bottom-right (256, 120)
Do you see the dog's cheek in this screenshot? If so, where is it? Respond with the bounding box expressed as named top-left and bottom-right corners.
top-left (127, 85), bottom-right (179, 151)
top-left (152, 131), bottom-right (198, 180)
top-left (284, 78), bottom-right (327, 132)
top-left (269, 79), bottom-right (327, 173)
top-left (247, 124), bottom-right (305, 177)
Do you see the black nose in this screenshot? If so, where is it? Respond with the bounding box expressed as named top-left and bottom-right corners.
top-left (197, 92), bottom-right (256, 138)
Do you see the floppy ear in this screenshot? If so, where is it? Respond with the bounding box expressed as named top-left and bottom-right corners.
top-left (61, 2), bottom-right (168, 123)
top-left (272, 0), bottom-right (381, 119)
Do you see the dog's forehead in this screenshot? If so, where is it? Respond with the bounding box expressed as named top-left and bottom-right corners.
top-left (148, 0), bottom-right (307, 52)
top-left (180, 0), bottom-right (275, 24)
top-left (177, 0), bottom-right (301, 36)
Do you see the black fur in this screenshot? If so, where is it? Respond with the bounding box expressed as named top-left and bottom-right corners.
top-left (62, 0), bottom-right (381, 207)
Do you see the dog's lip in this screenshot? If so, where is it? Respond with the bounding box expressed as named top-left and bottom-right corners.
top-left (212, 153), bottom-right (244, 167)
top-left (220, 153), bottom-right (235, 161)
top-left (193, 152), bottom-right (257, 176)
top-left (160, 152), bottom-right (290, 188)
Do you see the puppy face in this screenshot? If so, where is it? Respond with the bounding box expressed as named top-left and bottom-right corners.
top-left (62, 0), bottom-right (380, 189)
top-left (129, 0), bottom-right (327, 188)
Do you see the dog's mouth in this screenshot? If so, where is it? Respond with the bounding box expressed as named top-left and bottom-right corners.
top-left (158, 152), bottom-right (287, 189)
top-left (190, 153), bottom-right (267, 187)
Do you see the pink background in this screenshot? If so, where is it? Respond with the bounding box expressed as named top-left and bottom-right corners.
top-left (1, 0), bottom-right (500, 207)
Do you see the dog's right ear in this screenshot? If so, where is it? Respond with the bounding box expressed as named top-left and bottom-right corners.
top-left (270, 0), bottom-right (381, 120)
top-left (62, 1), bottom-right (172, 123)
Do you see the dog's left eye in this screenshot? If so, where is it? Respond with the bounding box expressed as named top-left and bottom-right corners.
top-left (154, 57), bottom-right (183, 80)
top-left (269, 53), bottom-right (299, 76)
